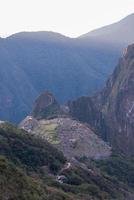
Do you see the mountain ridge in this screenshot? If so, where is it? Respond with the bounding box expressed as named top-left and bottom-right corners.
top-left (69, 43), bottom-right (134, 156)
top-left (2, 13), bottom-right (134, 40)
top-left (0, 13), bottom-right (134, 123)
top-left (80, 13), bottom-right (134, 45)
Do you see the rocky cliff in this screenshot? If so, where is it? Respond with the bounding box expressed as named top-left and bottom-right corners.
top-left (32, 91), bottom-right (62, 119)
top-left (69, 44), bottom-right (134, 156)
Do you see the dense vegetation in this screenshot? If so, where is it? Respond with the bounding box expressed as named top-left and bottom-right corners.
top-left (0, 156), bottom-right (46, 200)
top-left (95, 155), bottom-right (134, 188)
top-left (0, 123), bottom-right (66, 173)
top-left (51, 163), bottom-right (134, 200)
top-left (0, 123), bottom-right (134, 199)
top-left (0, 155), bottom-right (76, 200)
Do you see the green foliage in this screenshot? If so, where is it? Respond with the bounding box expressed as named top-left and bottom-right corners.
top-left (0, 123), bottom-right (134, 200)
top-left (0, 155), bottom-right (75, 200)
top-left (0, 123), bottom-right (66, 173)
top-left (49, 166), bottom-right (120, 199)
top-left (0, 156), bottom-right (47, 200)
top-left (34, 121), bottom-right (60, 145)
top-left (95, 155), bottom-right (134, 188)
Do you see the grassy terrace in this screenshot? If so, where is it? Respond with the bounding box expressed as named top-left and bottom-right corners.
top-left (33, 120), bottom-right (60, 145)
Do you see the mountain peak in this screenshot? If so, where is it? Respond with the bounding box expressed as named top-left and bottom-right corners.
top-left (80, 13), bottom-right (134, 47)
top-left (32, 91), bottom-right (61, 119)
top-left (7, 31), bottom-right (71, 42)
top-left (120, 13), bottom-right (134, 23)
top-left (124, 43), bottom-right (134, 58)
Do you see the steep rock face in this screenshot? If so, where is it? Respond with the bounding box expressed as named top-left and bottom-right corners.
top-left (68, 96), bottom-right (101, 131)
top-left (98, 44), bottom-right (134, 155)
top-left (69, 44), bottom-right (134, 156)
top-left (32, 91), bottom-right (61, 119)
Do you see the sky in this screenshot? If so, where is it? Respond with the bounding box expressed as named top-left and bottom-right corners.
top-left (0, 0), bottom-right (134, 38)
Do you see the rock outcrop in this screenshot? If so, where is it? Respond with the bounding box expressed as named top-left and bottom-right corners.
top-left (32, 91), bottom-right (61, 119)
top-left (69, 44), bottom-right (134, 156)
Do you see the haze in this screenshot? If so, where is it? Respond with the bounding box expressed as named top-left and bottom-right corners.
top-left (0, 0), bottom-right (134, 37)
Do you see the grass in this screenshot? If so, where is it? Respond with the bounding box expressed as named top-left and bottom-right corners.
top-left (34, 121), bottom-right (60, 145)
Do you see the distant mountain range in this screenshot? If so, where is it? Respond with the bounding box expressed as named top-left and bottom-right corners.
top-left (80, 13), bottom-right (134, 47)
top-left (0, 39), bottom-right (134, 199)
top-left (0, 13), bottom-right (134, 122)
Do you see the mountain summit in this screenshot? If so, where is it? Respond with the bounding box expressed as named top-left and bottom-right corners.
top-left (32, 91), bottom-right (61, 119)
top-left (80, 13), bottom-right (134, 47)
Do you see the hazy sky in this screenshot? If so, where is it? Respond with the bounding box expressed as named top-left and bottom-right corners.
top-left (0, 0), bottom-right (133, 38)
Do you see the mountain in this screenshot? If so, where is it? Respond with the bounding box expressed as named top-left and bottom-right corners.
top-left (18, 90), bottom-right (134, 199)
top-left (20, 91), bottom-right (111, 160)
top-left (1, 52), bottom-right (134, 199)
top-left (69, 43), bottom-right (134, 156)
top-left (80, 13), bottom-right (134, 48)
top-left (0, 40), bottom-right (37, 122)
top-left (0, 13), bottom-right (134, 123)
top-left (0, 122), bottom-right (134, 200)
top-left (32, 91), bottom-right (62, 119)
